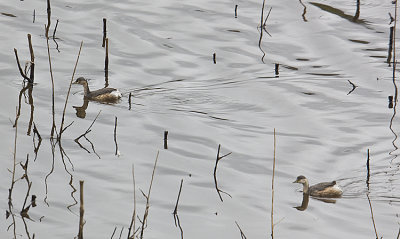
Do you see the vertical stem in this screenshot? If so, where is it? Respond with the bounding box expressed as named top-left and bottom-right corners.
top-left (45, 25), bottom-right (56, 138)
top-left (27, 34), bottom-right (35, 83)
top-left (393, 0), bottom-right (398, 103)
top-left (105, 38), bottom-right (109, 87)
top-left (128, 93), bottom-right (132, 110)
top-left (235, 5), bottom-right (238, 18)
top-left (274, 63), bottom-right (279, 77)
top-left (114, 116), bottom-right (118, 155)
top-left (102, 18), bottom-right (107, 47)
top-left (78, 180), bottom-right (85, 239)
top-left (164, 130), bottom-right (168, 149)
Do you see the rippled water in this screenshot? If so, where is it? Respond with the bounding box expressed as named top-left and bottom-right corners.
top-left (1, 0), bottom-right (400, 238)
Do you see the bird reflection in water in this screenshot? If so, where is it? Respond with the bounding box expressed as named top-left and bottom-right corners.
top-left (73, 98), bottom-right (89, 118)
top-left (294, 193), bottom-right (309, 211)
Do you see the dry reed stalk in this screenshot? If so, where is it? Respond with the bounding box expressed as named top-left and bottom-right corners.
top-left (45, 25), bottom-right (56, 138)
top-left (45, 0), bottom-right (51, 38)
top-left (127, 164), bottom-right (137, 239)
top-left (366, 193), bottom-right (379, 239)
top-left (59, 41), bottom-right (83, 138)
top-left (139, 151), bottom-right (160, 239)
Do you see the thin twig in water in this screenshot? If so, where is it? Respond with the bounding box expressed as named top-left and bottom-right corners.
top-left (213, 144), bottom-right (232, 202)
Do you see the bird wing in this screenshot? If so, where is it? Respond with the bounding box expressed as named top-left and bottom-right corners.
top-left (310, 181), bottom-right (336, 190)
top-left (90, 87), bottom-right (117, 97)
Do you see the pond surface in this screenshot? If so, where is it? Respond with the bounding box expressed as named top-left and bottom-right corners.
top-left (1, 0), bottom-right (400, 238)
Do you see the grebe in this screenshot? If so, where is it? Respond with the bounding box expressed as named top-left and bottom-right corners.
top-left (73, 77), bottom-right (122, 102)
top-left (293, 175), bottom-right (343, 198)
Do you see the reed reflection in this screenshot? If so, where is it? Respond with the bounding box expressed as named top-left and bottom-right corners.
top-left (309, 2), bottom-right (366, 25)
top-left (298, 0), bottom-right (307, 22)
top-left (74, 110), bottom-right (101, 159)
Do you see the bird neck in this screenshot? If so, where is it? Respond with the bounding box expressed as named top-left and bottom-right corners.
top-left (302, 179), bottom-right (310, 194)
top-left (81, 81), bottom-right (91, 95)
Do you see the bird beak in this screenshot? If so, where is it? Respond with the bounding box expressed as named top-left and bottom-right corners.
top-left (292, 180), bottom-right (298, 183)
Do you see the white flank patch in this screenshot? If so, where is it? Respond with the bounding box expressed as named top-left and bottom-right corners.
top-left (111, 90), bottom-right (122, 98)
top-left (333, 184), bottom-right (343, 193)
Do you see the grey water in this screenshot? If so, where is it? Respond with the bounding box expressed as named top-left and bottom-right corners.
top-left (1, 0), bottom-right (400, 238)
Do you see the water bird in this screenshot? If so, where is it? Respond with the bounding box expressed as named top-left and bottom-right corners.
top-left (73, 77), bottom-right (121, 102)
top-left (293, 175), bottom-right (343, 198)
